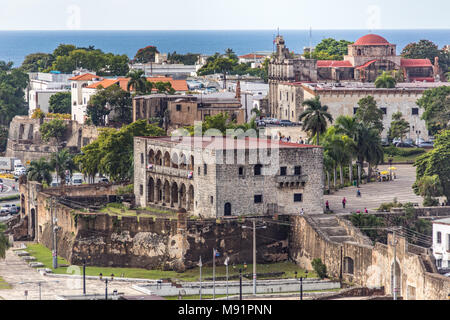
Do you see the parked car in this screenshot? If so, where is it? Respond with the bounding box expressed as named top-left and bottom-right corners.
top-left (404, 138), bottom-right (415, 146)
top-left (0, 209), bottom-right (8, 217)
top-left (256, 120), bottom-right (266, 127)
top-left (418, 141), bottom-right (434, 148)
top-left (381, 138), bottom-right (390, 146)
top-left (396, 142), bottom-right (414, 148)
top-left (98, 177), bottom-right (109, 183)
top-left (1, 204), bottom-right (13, 213)
top-left (50, 180), bottom-right (60, 187)
top-left (392, 137), bottom-right (402, 145)
top-left (14, 167), bottom-right (26, 176)
top-left (416, 137), bottom-right (425, 145)
top-left (9, 205), bottom-right (18, 214)
top-left (280, 120), bottom-right (295, 127)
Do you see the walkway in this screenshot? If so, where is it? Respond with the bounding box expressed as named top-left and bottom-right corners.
top-left (323, 164), bottom-right (423, 214)
top-left (0, 246), bottom-right (142, 300)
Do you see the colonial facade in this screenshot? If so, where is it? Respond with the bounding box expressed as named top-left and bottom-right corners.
top-left (132, 94), bottom-right (245, 131)
top-left (269, 33), bottom-right (438, 118)
top-left (134, 136), bottom-right (324, 218)
top-left (276, 82), bottom-right (450, 140)
top-left (433, 218), bottom-right (450, 271)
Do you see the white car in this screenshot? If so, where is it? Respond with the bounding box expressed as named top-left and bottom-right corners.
top-left (14, 167), bottom-right (26, 176)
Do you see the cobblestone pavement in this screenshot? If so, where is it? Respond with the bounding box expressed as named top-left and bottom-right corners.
top-left (323, 164), bottom-right (424, 214)
top-left (0, 246), bottom-right (143, 300)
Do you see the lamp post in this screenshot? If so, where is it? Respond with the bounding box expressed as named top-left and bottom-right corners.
top-left (242, 220), bottom-right (267, 295)
top-left (198, 256), bottom-right (202, 301)
top-left (99, 273), bottom-right (114, 300)
top-left (224, 257), bottom-right (230, 300)
top-left (388, 158), bottom-right (393, 181)
top-left (82, 259), bottom-right (86, 295)
top-left (239, 268), bottom-right (242, 301)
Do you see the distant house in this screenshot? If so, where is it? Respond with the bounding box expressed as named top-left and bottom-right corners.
top-left (238, 53), bottom-right (269, 68)
top-left (70, 72), bottom-right (188, 124)
top-left (432, 218), bottom-right (450, 271)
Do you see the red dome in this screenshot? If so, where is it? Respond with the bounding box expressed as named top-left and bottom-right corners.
top-left (354, 34), bottom-right (390, 46)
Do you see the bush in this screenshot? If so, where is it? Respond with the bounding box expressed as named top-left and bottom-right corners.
top-left (46, 113), bottom-right (71, 120)
top-left (378, 199), bottom-right (403, 212)
top-left (31, 108), bottom-right (45, 120)
top-left (423, 197), bottom-right (439, 207)
top-left (312, 258), bottom-right (327, 279)
top-left (116, 184), bottom-right (134, 195)
top-left (383, 146), bottom-right (426, 158)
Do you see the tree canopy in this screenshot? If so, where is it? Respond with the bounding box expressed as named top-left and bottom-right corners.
top-left (75, 120), bottom-right (165, 182)
top-left (299, 96), bottom-right (333, 146)
top-left (401, 40), bottom-right (449, 74)
top-left (49, 92), bottom-right (71, 114)
top-left (39, 119), bottom-right (67, 143)
top-left (355, 96), bottom-right (384, 133)
top-left (87, 85), bottom-right (132, 126)
top-left (375, 71), bottom-right (397, 89)
top-left (0, 64), bottom-right (29, 125)
top-left (388, 112), bottom-right (410, 141)
top-left (133, 46), bottom-right (159, 64)
top-left (167, 52), bottom-right (200, 65)
top-left (21, 44), bottom-right (129, 76)
top-left (416, 86), bottom-right (450, 136)
top-left (303, 38), bottom-right (353, 60)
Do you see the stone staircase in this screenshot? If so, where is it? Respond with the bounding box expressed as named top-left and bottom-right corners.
top-left (310, 215), bottom-right (360, 243)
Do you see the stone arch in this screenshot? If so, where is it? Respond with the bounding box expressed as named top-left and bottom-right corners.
top-left (188, 185), bottom-right (194, 211)
top-left (189, 155), bottom-right (195, 171)
top-left (179, 153), bottom-right (187, 170)
top-left (179, 183), bottom-right (187, 209)
top-left (343, 257), bottom-right (354, 275)
top-left (163, 180), bottom-right (171, 204)
top-left (148, 149), bottom-right (155, 164)
top-left (164, 151), bottom-right (171, 167)
top-left (171, 182), bottom-right (179, 207)
top-left (171, 152), bottom-right (179, 169)
top-left (224, 203), bottom-right (232, 216)
top-left (156, 179), bottom-right (162, 202)
top-left (148, 177), bottom-right (155, 203)
top-left (155, 150), bottom-right (162, 166)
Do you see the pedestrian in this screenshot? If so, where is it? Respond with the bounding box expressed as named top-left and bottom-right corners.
top-left (12, 184), bottom-right (15, 191)
top-left (300, 208), bottom-right (304, 215)
top-left (357, 189), bottom-right (361, 197)
top-left (325, 201), bottom-right (330, 211)
top-left (342, 197), bottom-right (347, 209)
top-left (364, 208), bottom-right (368, 214)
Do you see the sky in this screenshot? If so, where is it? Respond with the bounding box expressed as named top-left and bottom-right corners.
top-left (0, 0), bottom-right (449, 30)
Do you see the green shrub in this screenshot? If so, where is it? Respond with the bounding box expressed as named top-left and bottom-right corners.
top-left (107, 202), bottom-right (124, 209)
top-left (423, 197), bottom-right (439, 207)
top-left (311, 258), bottom-right (327, 279)
top-left (383, 146), bottom-right (426, 157)
top-left (116, 184), bottom-right (134, 195)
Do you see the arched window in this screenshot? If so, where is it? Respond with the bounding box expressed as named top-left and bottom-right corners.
top-left (254, 164), bottom-right (263, 176)
top-left (224, 203), bottom-right (232, 216)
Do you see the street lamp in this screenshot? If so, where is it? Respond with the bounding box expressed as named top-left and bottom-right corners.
top-left (239, 268), bottom-right (243, 301)
top-left (388, 158), bottom-right (393, 181)
top-left (99, 273), bottom-right (114, 300)
top-left (82, 259), bottom-right (86, 295)
top-left (300, 270), bottom-right (308, 300)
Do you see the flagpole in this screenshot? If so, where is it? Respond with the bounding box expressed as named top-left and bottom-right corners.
top-left (213, 249), bottom-right (216, 300)
top-left (199, 256), bottom-right (202, 300)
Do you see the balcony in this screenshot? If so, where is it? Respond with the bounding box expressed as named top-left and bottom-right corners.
top-left (147, 165), bottom-right (193, 180)
top-left (276, 174), bottom-right (307, 184)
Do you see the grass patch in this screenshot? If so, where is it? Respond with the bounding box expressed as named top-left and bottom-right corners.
top-left (0, 194), bottom-right (20, 202)
top-left (25, 244), bottom-right (314, 281)
top-left (0, 276), bottom-right (11, 290)
top-left (98, 203), bottom-right (175, 219)
top-left (383, 147), bottom-right (428, 163)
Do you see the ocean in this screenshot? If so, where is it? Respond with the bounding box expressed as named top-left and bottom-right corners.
top-left (0, 29), bottom-right (449, 67)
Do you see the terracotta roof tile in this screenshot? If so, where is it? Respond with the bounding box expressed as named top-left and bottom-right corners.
top-left (354, 34), bottom-right (390, 46)
top-left (401, 59), bottom-right (433, 68)
top-left (69, 73), bottom-right (103, 81)
top-left (317, 60), bottom-right (353, 68)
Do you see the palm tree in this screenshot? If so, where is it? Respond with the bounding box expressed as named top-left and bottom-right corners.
top-left (353, 124), bottom-right (384, 184)
top-left (322, 127), bottom-right (352, 188)
top-left (27, 158), bottom-right (52, 185)
top-left (375, 71), bottom-right (396, 88)
top-left (299, 96), bottom-right (333, 146)
top-left (127, 70), bottom-right (147, 94)
top-left (0, 223), bottom-right (9, 259)
top-left (50, 149), bottom-right (76, 185)
top-left (335, 116), bottom-right (359, 183)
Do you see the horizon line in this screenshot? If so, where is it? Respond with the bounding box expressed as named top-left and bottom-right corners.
top-left (0, 28), bottom-right (449, 31)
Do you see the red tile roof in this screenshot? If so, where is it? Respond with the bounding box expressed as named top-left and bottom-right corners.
top-left (238, 54), bottom-right (267, 59)
top-left (400, 59), bottom-right (433, 68)
top-left (410, 77), bottom-right (435, 82)
top-left (140, 136), bottom-right (321, 150)
top-left (354, 34), bottom-right (390, 46)
top-left (146, 77), bottom-right (188, 92)
top-left (317, 60), bottom-right (353, 68)
top-left (69, 73), bottom-right (103, 81)
top-left (85, 78), bottom-right (130, 91)
top-left (355, 59), bottom-right (377, 70)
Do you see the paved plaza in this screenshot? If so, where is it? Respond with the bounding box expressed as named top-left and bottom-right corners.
top-left (0, 246), bottom-right (144, 300)
top-left (323, 164), bottom-right (424, 214)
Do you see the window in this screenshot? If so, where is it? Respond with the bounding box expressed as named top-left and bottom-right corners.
top-left (140, 153), bottom-right (144, 164)
top-left (280, 167), bottom-right (287, 176)
top-left (204, 164), bottom-right (207, 175)
top-left (198, 167), bottom-right (201, 176)
top-left (294, 166), bottom-right (301, 175)
top-left (254, 195), bottom-right (263, 203)
top-left (210, 196), bottom-right (214, 204)
top-left (140, 185), bottom-right (143, 196)
top-left (381, 108), bottom-right (387, 115)
top-left (176, 104), bottom-right (181, 111)
top-left (353, 107), bottom-right (359, 115)
top-left (83, 97), bottom-right (86, 105)
top-left (294, 194), bottom-right (303, 202)
top-left (412, 108), bottom-right (419, 115)
top-left (437, 231), bottom-right (442, 244)
top-left (254, 164), bottom-right (262, 176)
top-left (239, 167), bottom-right (244, 176)
top-left (437, 259), bottom-right (442, 268)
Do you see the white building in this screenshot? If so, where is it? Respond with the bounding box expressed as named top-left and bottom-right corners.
top-left (69, 73), bottom-right (103, 124)
top-left (432, 218), bottom-right (450, 271)
top-left (27, 72), bottom-right (72, 114)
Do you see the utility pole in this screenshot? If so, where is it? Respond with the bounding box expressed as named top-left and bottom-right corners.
top-left (252, 220), bottom-right (256, 296)
top-left (239, 268), bottom-right (242, 301)
top-left (213, 248), bottom-right (216, 300)
top-left (224, 257), bottom-right (230, 300)
top-left (393, 230), bottom-right (398, 301)
top-left (51, 198), bottom-right (58, 269)
top-left (83, 259), bottom-right (86, 295)
top-left (198, 256), bottom-right (202, 301)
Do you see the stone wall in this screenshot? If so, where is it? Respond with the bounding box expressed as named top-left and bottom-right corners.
top-left (6, 116), bottom-right (98, 163)
top-left (288, 214), bottom-right (450, 300)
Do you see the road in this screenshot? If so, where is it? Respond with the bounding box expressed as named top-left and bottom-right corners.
top-left (0, 246), bottom-right (144, 300)
top-left (0, 178), bottom-right (20, 223)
